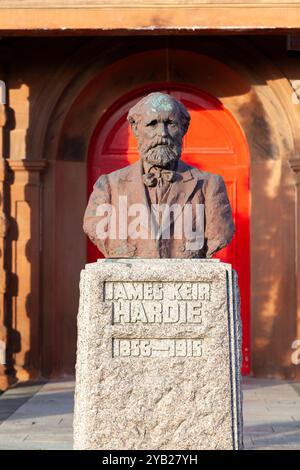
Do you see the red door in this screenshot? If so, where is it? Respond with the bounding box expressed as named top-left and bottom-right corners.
top-left (88, 84), bottom-right (250, 374)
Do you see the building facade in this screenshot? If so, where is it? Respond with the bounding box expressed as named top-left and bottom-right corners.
top-left (0, 2), bottom-right (300, 389)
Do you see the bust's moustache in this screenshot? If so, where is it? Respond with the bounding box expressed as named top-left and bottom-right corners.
top-left (140, 142), bottom-right (181, 167)
top-left (143, 137), bottom-right (174, 153)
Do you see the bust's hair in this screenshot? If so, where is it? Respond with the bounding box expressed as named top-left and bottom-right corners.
top-left (127, 92), bottom-right (191, 136)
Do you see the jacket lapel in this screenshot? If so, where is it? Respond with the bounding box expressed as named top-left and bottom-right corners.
top-left (118, 160), bottom-right (151, 232)
top-left (163, 160), bottom-right (198, 225)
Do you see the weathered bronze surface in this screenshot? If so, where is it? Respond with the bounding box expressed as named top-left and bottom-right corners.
top-left (83, 92), bottom-right (234, 258)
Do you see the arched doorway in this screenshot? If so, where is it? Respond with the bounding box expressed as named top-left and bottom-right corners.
top-left (87, 83), bottom-right (250, 374)
top-left (34, 40), bottom-right (299, 380)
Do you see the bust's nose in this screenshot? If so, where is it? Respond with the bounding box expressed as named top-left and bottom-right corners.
top-left (157, 122), bottom-right (168, 138)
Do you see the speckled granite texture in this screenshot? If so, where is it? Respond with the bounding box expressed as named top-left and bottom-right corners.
top-left (74, 259), bottom-right (243, 450)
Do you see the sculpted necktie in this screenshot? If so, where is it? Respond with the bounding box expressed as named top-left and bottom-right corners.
top-left (142, 167), bottom-right (178, 202)
top-left (142, 168), bottom-right (176, 186)
top-left (143, 167), bottom-right (177, 203)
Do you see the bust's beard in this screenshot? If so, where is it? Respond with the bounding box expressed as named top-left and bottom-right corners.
top-left (140, 144), bottom-right (181, 168)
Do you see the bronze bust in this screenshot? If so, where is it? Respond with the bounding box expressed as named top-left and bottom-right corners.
top-left (83, 92), bottom-right (235, 258)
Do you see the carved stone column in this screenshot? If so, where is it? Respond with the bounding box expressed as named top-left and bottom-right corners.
top-left (289, 158), bottom-right (300, 373)
top-left (7, 160), bottom-right (47, 383)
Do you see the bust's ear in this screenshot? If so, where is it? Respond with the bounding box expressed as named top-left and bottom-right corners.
top-left (128, 115), bottom-right (139, 138)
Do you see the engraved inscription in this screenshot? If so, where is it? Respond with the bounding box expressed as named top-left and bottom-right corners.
top-left (113, 301), bottom-right (203, 324)
top-left (105, 282), bottom-right (210, 301)
top-left (104, 282), bottom-right (210, 325)
top-left (113, 338), bottom-right (203, 358)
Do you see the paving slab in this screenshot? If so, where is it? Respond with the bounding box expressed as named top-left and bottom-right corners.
top-left (0, 380), bottom-right (47, 423)
top-left (243, 377), bottom-right (300, 450)
top-left (0, 379), bottom-right (74, 450)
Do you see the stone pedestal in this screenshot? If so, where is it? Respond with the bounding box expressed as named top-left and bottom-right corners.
top-left (73, 259), bottom-right (243, 450)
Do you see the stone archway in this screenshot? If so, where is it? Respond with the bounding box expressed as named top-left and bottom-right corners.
top-left (36, 38), bottom-right (299, 378)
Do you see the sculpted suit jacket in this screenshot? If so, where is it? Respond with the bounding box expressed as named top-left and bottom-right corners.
top-left (83, 159), bottom-right (235, 259)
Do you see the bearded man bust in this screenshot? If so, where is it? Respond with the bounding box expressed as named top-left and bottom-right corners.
top-left (83, 92), bottom-right (235, 259)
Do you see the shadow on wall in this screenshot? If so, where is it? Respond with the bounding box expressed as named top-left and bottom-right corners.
top-left (0, 93), bottom-right (21, 390)
top-left (238, 94), bottom-right (297, 380)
